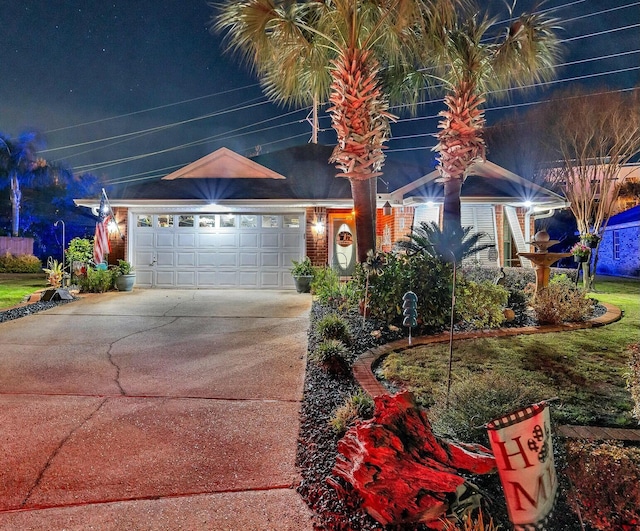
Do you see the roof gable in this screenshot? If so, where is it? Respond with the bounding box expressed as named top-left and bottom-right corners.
top-left (163, 147), bottom-right (285, 180)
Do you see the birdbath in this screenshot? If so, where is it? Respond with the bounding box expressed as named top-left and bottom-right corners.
top-left (517, 230), bottom-right (571, 295)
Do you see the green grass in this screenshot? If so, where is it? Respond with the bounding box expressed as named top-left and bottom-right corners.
top-left (379, 276), bottom-right (640, 428)
top-left (0, 273), bottom-right (47, 309)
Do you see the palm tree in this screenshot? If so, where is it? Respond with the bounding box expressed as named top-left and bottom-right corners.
top-left (425, 3), bottom-right (562, 233)
top-left (397, 220), bottom-right (493, 263)
top-left (213, 0), bottom-right (454, 262)
top-left (0, 131), bottom-right (49, 237)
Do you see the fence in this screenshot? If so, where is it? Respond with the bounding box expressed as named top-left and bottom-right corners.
top-left (0, 237), bottom-right (34, 256)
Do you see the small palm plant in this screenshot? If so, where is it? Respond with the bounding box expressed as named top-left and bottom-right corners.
top-left (397, 222), bottom-right (494, 264)
top-left (43, 259), bottom-right (64, 288)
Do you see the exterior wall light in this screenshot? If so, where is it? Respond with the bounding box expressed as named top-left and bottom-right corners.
top-left (382, 201), bottom-right (392, 216)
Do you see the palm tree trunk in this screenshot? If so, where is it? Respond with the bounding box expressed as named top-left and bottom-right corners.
top-left (10, 173), bottom-right (21, 237)
top-left (351, 178), bottom-right (377, 263)
top-left (442, 178), bottom-right (463, 235)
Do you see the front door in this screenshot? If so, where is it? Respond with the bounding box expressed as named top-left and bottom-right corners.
top-left (329, 214), bottom-right (357, 276)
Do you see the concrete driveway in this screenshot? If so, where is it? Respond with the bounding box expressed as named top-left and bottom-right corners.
top-left (0, 289), bottom-right (314, 530)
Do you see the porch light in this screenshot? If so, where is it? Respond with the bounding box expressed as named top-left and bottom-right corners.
top-left (382, 201), bottom-right (392, 216)
top-left (107, 219), bottom-right (118, 234)
top-left (313, 220), bottom-right (325, 235)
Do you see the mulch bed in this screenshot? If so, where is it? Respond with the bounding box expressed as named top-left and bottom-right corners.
top-left (297, 302), bottom-right (599, 530)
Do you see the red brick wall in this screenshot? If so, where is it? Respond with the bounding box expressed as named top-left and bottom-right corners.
top-left (305, 207), bottom-right (328, 266)
top-left (108, 207), bottom-right (128, 264)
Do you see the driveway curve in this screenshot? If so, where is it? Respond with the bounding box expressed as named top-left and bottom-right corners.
top-left (0, 289), bottom-right (313, 530)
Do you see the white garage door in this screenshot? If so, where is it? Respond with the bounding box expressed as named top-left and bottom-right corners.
top-left (131, 212), bottom-right (305, 288)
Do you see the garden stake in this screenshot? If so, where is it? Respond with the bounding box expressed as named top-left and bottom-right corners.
top-left (446, 254), bottom-right (457, 409)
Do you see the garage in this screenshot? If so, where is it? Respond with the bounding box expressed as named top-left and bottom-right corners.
top-left (130, 211), bottom-right (305, 288)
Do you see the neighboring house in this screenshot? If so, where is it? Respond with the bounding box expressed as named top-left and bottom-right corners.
top-left (74, 144), bottom-right (567, 289)
top-left (596, 205), bottom-right (640, 278)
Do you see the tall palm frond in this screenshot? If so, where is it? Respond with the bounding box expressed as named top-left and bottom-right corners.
top-left (397, 221), bottom-right (494, 263)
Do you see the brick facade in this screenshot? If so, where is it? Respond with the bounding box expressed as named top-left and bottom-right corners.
top-left (305, 207), bottom-right (329, 266)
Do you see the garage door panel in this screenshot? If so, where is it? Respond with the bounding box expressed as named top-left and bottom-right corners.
top-left (240, 233), bottom-right (259, 248)
top-left (177, 233), bottom-right (196, 247)
top-left (260, 253), bottom-right (280, 267)
top-left (156, 252), bottom-right (174, 266)
top-left (197, 252), bottom-right (216, 266)
top-left (260, 271), bottom-right (280, 288)
top-left (282, 252), bottom-right (300, 266)
top-left (238, 271), bottom-right (258, 287)
top-left (156, 233), bottom-right (174, 247)
top-left (217, 252), bottom-right (238, 267)
top-left (218, 233), bottom-right (237, 247)
top-left (135, 251), bottom-right (154, 267)
top-left (198, 233), bottom-right (217, 247)
top-left (216, 271), bottom-right (238, 286)
top-left (136, 270), bottom-right (153, 287)
top-left (197, 271), bottom-right (216, 286)
top-left (282, 233), bottom-right (302, 248)
top-left (155, 271), bottom-right (175, 287)
top-left (177, 252), bottom-right (196, 266)
top-left (136, 233), bottom-right (154, 247)
top-left (261, 233), bottom-right (279, 248)
top-left (176, 271), bottom-right (196, 287)
top-left (240, 253), bottom-right (258, 267)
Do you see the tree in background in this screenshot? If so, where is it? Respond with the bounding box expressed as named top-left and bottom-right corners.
top-left (542, 88), bottom-right (640, 289)
top-left (213, 0), bottom-right (458, 262)
top-left (0, 131), bottom-right (50, 237)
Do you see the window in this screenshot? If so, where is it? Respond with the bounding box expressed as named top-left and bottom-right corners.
top-left (240, 215), bottom-right (257, 228)
top-left (137, 215), bottom-right (152, 227)
top-left (262, 215), bottom-right (279, 228)
top-left (283, 215), bottom-right (300, 228)
top-left (178, 215), bottom-right (194, 227)
top-left (220, 214), bottom-right (236, 228)
top-left (613, 230), bottom-right (620, 260)
top-left (199, 215), bottom-right (216, 228)
top-left (157, 215), bottom-right (174, 228)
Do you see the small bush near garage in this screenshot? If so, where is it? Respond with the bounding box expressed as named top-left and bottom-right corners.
top-left (0, 252), bottom-right (42, 273)
top-left (78, 267), bottom-right (114, 293)
top-left (315, 313), bottom-right (351, 343)
top-left (329, 389), bottom-right (374, 435)
top-left (455, 280), bottom-right (509, 329)
top-left (565, 440), bottom-right (640, 530)
top-left (311, 339), bottom-right (350, 375)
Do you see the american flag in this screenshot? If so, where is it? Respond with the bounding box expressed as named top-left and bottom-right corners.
top-left (93, 194), bottom-right (111, 265)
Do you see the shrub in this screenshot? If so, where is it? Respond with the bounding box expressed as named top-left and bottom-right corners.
top-left (330, 390), bottom-right (374, 434)
top-left (78, 267), bottom-right (114, 293)
top-left (455, 280), bottom-right (508, 329)
top-left (565, 440), bottom-right (640, 530)
top-left (315, 313), bottom-right (351, 343)
top-left (529, 281), bottom-right (593, 324)
top-left (353, 252), bottom-right (451, 332)
top-left (506, 288), bottom-right (529, 326)
top-left (310, 339), bottom-right (350, 375)
top-left (460, 265), bottom-right (577, 291)
top-left (429, 370), bottom-right (546, 446)
top-left (0, 252), bottom-right (42, 273)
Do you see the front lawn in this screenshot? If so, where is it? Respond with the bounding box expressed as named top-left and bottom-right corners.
top-left (0, 273), bottom-right (47, 309)
top-left (379, 276), bottom-right (640, 427)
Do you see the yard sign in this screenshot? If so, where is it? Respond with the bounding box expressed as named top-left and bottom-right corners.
top-left (486, 402), bottom-right (557, 530)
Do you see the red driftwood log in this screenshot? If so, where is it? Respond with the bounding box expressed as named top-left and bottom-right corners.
top-left (330, 392), bottom-right (496, 528)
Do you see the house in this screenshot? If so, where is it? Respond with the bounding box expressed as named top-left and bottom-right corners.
top-left (596, 205), bottom-right (640, 278)
top-left (74, 144), bottom-right (567, 289)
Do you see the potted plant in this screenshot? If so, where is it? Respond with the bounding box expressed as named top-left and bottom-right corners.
top-left (581, 233), bottom-right (600, 248)
top-left (113, 259), bottom-right (136, 291)
top-left (570, 242), bottom-right (591, 263)
top-left (291, 256), bottom-right (314, 293)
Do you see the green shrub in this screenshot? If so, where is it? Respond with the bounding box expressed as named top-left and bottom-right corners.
top-left (353, 252), bottom-right (451, 331)
top-left (315, 313), bottom-right (351, 343)
top-left (455, 280), bottom-right (508, 329)
top-left (506, 288), bottom-right (529, 326)
top-left (330, 390), bottom-right (374, 434)
top-left (626, 343), bottom-right (640, 424)
top-left (566, 440), bottom-right (640, 530)
top-left (460, 266), bottom-right (577, 291)
top-left (78, 267), bottom-right (114, 293)
top-left (528, 282), bottom-right (593, 324)
top-left (311, 266), bottom-right (342, 305)
top-left (429, 370), bottom-right (546, 446)
top-left (0, 252), bottom-right (42, 273)
top-left (311, 339), bottom-right (350, 374)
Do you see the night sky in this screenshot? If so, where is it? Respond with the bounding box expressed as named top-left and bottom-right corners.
top-left (1, 0), bottom-right (638, 188)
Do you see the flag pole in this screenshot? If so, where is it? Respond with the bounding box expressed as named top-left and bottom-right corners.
top-left (101, 188), bottom-right (124, 240)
